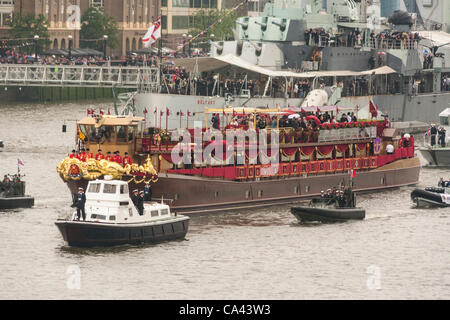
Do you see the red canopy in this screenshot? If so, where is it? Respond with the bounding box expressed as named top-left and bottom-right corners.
top-left (306, 115), bottom-right (321, 126)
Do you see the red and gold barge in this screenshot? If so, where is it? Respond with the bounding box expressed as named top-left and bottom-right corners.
top-left (57, 108), bottom-right (420, 215)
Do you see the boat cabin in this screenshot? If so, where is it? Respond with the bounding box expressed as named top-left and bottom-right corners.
top-left (75, 178), bottom-right (173, 224)
top-left (76, 115), bottom-right (146, 157)
top-left (438, 108), bottom-right (450, 127)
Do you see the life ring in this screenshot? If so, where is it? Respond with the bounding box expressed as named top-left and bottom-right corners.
top-left (153, 134), bottom-right (161, 146)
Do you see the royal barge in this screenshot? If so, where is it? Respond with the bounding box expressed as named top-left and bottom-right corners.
top-left (57, 105), bottom-right (420, 215)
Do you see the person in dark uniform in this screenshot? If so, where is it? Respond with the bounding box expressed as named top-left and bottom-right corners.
top-left (430, 124), bottom-right (437, 146)
top-left (143, 182), bottom-right (152, 201)
top-left (131, 189), bottom-right (139, 207)
top-left (75, 187), bottom-right (86, 221)
top-left (137, 191), bottom-right (144, 215)
top-left (438, 126), bottom-right (446, 147)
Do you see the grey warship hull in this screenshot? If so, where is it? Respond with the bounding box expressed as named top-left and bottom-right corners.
top-left (419, 147), bottom-right (450, 166)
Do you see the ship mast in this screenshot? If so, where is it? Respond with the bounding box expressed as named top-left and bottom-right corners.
top-left (360, 0), bottom-right (368, 23)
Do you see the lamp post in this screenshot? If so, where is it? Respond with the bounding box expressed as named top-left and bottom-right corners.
top-left (34, 35), bottom-right (39, 63)
top-left (103, 34), bottom-right (108, 60)
top-left (188, 34), bottom-right (192, 58)
top-left (68, 34), bottom-right (73, 60)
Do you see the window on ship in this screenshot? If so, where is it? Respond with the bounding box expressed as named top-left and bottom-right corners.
top-left (103, 184), bottom-right (117, 194)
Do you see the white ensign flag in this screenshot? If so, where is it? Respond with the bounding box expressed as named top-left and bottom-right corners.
top-left (142, 16), bottom-right (161, 48)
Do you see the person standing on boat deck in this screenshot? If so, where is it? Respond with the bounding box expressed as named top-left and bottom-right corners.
top-left (137, 191), bottom-right (145, 215)
top-left (75, 187), bottom-right (86, 221)
top-left (122, 152), bottom-right (132, 166)
top-left (106, 151), bottom-right (114, 161)
top-left (95, 149), bottom-right (105, 160)
top-left (85, 148), bottom-right (93, 159)
top-left (69, 149), bottom-right (77, 159)
top-left (114, 151), bottom-right (122, 165)
top-left (430, 124), bottom-right (437, 146)
top-left (144, 182), bottom-right (152, 201)
top-left (131, 189), bottom-right (139, 207)
top-left (438, 127), bottom-right (446, 147)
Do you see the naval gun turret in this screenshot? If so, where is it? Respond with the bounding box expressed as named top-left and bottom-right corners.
top-left (210, 0), bottom-right (378, 71)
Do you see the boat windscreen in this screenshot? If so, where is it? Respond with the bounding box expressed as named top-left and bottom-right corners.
top-left (103, 184), bottom-right (117, 194)
top-left (120, 185), bottom-right (129, 194)
top-left (88, 183), bottom-right (101, 193)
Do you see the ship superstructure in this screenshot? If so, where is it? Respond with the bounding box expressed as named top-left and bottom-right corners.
top-left (130, 0), bottom-right (450, 126)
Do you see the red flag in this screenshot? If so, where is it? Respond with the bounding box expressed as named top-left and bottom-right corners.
top-left (144, 108), bottom-right (148, 114)
top-left (99, 108), bottom-right (104, 115)
top-left (187, 110), bottom-right (191, 117)
top-left (107, 108), bottom-right (111, 115)
top-left (369, 99), bottom-right (378, 118)
top-left (166, 107), bottom-right (170, 116)
top-left (180, 111), bottom-right (185, 116)
top-left (160, 111), bottom-right (164, 116)
top-left (350, 169), bottom-right (356, 178)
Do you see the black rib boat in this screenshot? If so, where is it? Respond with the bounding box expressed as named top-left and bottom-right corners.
top-left (291, 189), bottom-right (365, 223)
top-left (410, 187), bottom-right (450, 208)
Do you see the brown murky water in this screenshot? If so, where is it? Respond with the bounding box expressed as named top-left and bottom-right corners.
top-left (0, 102), bottom-right (449, 299)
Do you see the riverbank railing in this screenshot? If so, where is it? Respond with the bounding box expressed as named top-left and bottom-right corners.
top-left (0, 64), bottom-right (159, 89)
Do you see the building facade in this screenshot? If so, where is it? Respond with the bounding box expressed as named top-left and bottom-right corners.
top-left (0, 0), bottom-right (161, 57)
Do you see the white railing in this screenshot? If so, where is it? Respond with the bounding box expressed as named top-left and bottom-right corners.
top-left (0, 64), bottom-right (159, 89)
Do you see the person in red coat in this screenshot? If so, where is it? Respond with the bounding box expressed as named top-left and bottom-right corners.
top-left (114, 151), bottom-right (122, 165)
top-left (95, 149), bottom-right (105, 160)
top-left (105, 151), bottom-right (114, 161)
top-left (85, 148), bottom-right (94, 159)
top-left (122, 152), bottom-right (133, 166)
top-left (79, 148), bottom-right (87, 162)
top-left (69, 149), bottom-right (77, 159)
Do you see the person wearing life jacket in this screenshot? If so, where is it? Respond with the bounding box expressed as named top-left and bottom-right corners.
top-left (122, 152), bottom-right (132, 166)
top-left (114, 151), bottom-right (122, 165)
top-left (105, 151), bottom-right (114, 162)
top-left (95, 149), bottom-right (105, 161)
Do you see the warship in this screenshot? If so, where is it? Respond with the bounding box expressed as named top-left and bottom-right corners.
top-left (126, 0), bottom-right (450, 126)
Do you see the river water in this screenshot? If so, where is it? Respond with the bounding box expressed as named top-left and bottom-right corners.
top-left (0, 102), bottom-right (449, 300)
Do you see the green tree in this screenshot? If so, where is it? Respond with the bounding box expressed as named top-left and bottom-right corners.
top-left (8, 14), bottom-right (50, 53)
top-left (189, 9), bottom-right (240, 43)
top-left (80, 6), bottom-right (119, 51)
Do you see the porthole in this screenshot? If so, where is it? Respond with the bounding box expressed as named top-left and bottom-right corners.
top-left (214, 191), bottom-right (219, 198)
top-left (174, 194), bottom-right (180, 200)
top-left (257, 190), bottom-right (263, 197)
top-left (245, 190), bottom-right (251, 199)
top-left (305, 185), bottom-right (310, 192)
top-left (294, 186), bottom-right (299, 194)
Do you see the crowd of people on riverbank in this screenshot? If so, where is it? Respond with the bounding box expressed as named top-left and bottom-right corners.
top-left (442, 74), bottom-right (450, 91)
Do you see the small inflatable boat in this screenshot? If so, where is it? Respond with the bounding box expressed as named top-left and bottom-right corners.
top-left (410, 187), bottom-right (450, 208)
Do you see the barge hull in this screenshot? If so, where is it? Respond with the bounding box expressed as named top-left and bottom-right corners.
top-left (65, 158), bottom-right (420, 215)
